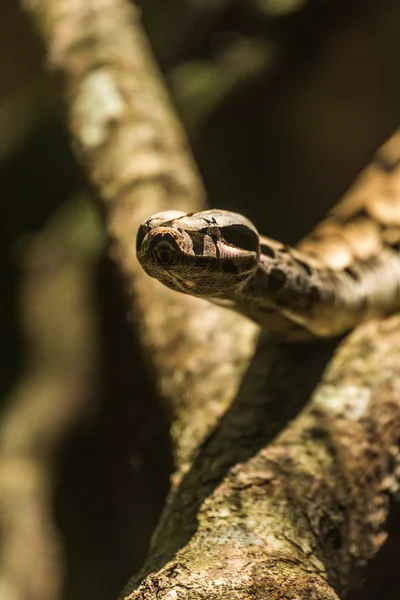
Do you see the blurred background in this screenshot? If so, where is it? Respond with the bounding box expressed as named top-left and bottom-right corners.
top-left (1, 0), bottom-right (400, 599)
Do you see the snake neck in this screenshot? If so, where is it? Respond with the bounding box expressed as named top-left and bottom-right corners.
top-left (220, 237), bottom-right (400, 340)
top-left (226, 132), bottom-right (400, 340)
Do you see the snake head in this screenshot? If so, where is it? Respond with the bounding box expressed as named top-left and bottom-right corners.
top-left (136, 209), bottom-right (260, 297)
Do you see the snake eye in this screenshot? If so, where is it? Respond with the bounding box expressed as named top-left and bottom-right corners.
top-left (219, 224), bottom-right (259, 253)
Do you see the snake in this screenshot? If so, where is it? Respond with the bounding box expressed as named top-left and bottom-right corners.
top-left (136, 130), bottom-right (400, 340)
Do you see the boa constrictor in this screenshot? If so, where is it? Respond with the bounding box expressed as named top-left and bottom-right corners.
top-left (137, 130), bottom-right (400, 340)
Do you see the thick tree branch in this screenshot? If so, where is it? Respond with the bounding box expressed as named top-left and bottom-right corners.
top-left (123, 317), bottom-right (400, 599)
top-left (21, 1), bottom-right (400, 599)
top-left (22, 0), bottom-right (257, 473)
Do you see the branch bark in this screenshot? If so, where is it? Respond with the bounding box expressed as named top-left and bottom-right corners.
top-left (21, 1), bottom-right (400, 599)
top-left (22, 0), bottom-right (257, 475)
top-left (123, 318), bottom-right (400, 599)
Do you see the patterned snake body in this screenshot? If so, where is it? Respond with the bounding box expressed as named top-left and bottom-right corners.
top-left (137, 131), bottom-right (400, 340)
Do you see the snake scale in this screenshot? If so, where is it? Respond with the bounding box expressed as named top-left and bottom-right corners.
top-left (137, 130), bottom-right (400, 340)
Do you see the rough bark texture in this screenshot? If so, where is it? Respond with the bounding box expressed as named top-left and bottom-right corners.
top-left (22, 0), bottom-right (258, 475)
top-left (123, 317), bottom-right (400, 599)
top-left (21, 1), bottom-right (400, 599)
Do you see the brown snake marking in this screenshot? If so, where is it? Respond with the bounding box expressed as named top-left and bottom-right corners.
top-left (137, 130), bottom-right (400, 340)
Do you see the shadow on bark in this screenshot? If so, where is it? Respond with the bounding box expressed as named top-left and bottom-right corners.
top-left (138, 335), bottom-right (339, 574)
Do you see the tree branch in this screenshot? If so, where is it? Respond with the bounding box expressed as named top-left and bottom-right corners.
top-left (22, 0), bottom-right (258, 473)
top-left (123, 317), bottom-right (400, 599)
